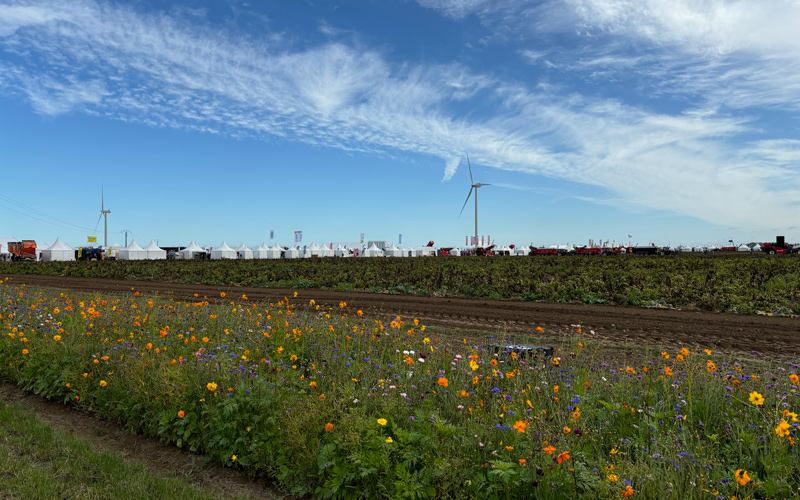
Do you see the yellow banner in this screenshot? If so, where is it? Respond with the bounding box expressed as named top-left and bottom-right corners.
top-left (87, 236), bottom-right (97, 243)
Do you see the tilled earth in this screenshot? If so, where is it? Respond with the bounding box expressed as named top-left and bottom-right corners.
top-left (2, 273), bottom-right (798, 499)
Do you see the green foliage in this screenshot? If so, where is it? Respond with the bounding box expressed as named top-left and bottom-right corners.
top-left (3, 253), bottom-right (800, 314)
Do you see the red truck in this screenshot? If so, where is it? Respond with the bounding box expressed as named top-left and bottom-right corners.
top-left (8, 240), bottom-right (37, 261)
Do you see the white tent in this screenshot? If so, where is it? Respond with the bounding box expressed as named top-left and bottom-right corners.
top-left (752, 244), bottom-right (762, 252)
top-left (449, 247), bottom-right (462, 256)
top-left (211, 241), bottom-right (237, 260)
top-left (306, 243), bottom-right (322, 258)
top-left (253, 243), bottom-right (270, 259)
top-left (362, 243), bottom-right (384, 257)
top-left (737, 244), bottom-right (751, 252)
top-left (319, 243), bottom-right (334, 258)
top-left (414, 246), bottom-right (436, 257)
top-left (144, 240), bottom-right (167, 260)
top-left (118, 239), bottom-right (147, 260)
top-left (266, 244), bottom-right (283, 259)
top-left (40, 237), bottom-right (75, 261)
top-left (333, 244), bottom-right (350, 258)
top-left (284, 245), bottom-right (301, 259)
top-left (514, 246), bottom-right (529, 256)
top-left (180, 241), bottom-right (205, 259)
top-left (236, 242), bottom-right (253, 260)
top-left (384, 244), bottom-right (404, 257)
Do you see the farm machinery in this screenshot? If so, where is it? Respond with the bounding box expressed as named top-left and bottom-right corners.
top-left (762, 236), bottom-right (796, 254)
top-left (8, 240), bottom-right (36, 261)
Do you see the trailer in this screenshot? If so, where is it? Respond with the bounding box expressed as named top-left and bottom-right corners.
top-left (628, 245), bottom-right (675, 256)
top-left (8, 240), bottom-right (37, 261)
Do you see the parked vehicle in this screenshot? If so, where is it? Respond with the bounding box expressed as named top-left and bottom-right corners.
top-left (8, 240), bottom-right (36, 261)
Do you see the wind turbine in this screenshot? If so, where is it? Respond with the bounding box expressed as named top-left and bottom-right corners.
top-left (458, 154), bottom-right (490, 249)
top-left (94, 186), bottom-right (111, 247)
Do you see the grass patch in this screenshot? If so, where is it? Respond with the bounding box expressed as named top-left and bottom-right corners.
top-left (0, 399), bottom-right (245, 500)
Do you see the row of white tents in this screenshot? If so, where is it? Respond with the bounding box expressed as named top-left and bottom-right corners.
top-left (179, 241), bottom-right (443, 259)
top-left (5, 238), bottom-right (169, 262)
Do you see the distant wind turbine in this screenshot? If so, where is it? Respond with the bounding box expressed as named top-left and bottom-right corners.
top-left (458, 154), bottom-right (490, 248)
top-left (93, 186), bottom-right (111, 247)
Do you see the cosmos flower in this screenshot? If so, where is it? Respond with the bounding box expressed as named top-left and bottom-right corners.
top-left (748, 391), bottom-right (764, 406)
top-left (735, 469), bottom-right (750, 486)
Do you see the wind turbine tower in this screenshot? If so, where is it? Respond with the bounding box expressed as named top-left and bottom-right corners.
top-left (94, 187), bottom-right (111, 247)
top-left (459, 154), bottom-right (490, 249)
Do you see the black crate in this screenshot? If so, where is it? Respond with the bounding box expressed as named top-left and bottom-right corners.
top-left (488, 343), bottom-right (554, 358)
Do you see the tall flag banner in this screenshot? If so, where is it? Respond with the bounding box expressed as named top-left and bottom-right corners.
top-left (269, 230), bottom-right (274, 240)
top-left (87, 236), bottom-right (97, 243)
top-left (360, 233), bottom-right (364, 244)
top-left (481, 236), bottom-right (484, 245)
top-left (294, 231), bottom-right (302, 243)
top-left (399, 234), bottom-right (402, 245)
top-left (488, 235), bottom-right (491, 245)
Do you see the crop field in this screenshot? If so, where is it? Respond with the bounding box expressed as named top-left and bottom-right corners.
top-left (2, 253), bottom-right (800, 315)
top-left (2, 276), bottom-right (799, 499)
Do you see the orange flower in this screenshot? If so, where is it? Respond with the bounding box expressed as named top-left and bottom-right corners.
top-left (309, 381), bottom-right (317, 389)
top-left (437, 377), bottom-right (449, 388)
top-left (664, 366), bottom-right (674, 376)
top-left (519, 458), bottom-right (526, 465)
top-left (556, 450), bottom-right (571, 464)
top-left (790, 374), bottom-right (799, 384)
top-left (21, 349), bottom-right (29, 355)
top-left (622, 485), bottom-right (634, 497)
top-left (543, 446), bottom-right (556, 455)
top-left (146, 343), bottom-right (153, 350)
top-left (357, 310), bottom-right (363, 317)
top-left (220, 292), bottom-right (226, 298)
top-left (735, 469), bottom-right (750, 486)
top-left (178, 410), bottom-right (185, 418)
top-left (513, 420), bottom-right (529, 433)
top-left (325, 422), bottom-right (334, 432)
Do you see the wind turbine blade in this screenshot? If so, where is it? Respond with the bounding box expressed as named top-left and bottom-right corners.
top-left (466, 153), bottom-right (474, 184)
top-left (93, 213), bottom-right (103, 232)
top-left (459, 187), bottom-right (474, 218)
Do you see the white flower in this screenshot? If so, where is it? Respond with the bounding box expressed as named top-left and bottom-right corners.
top-left (418, 358), bottom-right (425, 363)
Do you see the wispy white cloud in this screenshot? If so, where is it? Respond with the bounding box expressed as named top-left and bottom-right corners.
top-left (1, 0), bottom-right (799, 230)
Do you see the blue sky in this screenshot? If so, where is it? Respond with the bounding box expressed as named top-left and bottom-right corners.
top-left (1, 0), bottom-right (799, 249)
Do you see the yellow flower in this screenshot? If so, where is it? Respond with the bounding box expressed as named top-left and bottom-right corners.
top-left (385, 437), bottom-right (393, 444)
top-left (377, 418), bottom-right (388, 426)
top-left (207, 382), bottom-right (218, 391)
top-left (99, 380), bottom-right (107, 387)
top-left (231, 455), bottom-right (237, 461)
top-left (53, 335), bottom-right (61, 341)
top-left (776, 419), bottom-right (791, 437)
top-left (735, 469), bottom-right (750, 486)
top-left (749, 391), bottom-right (764, 406)
top-left (563, 426), bottom-right (571, 434)
top-left (704, 349), bottom-right (712, 355)
top-left (607, 474), bottom-right (618, 482)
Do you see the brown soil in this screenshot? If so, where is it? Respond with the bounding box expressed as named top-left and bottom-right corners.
top-left (2, 273), bottom-right (799, 498)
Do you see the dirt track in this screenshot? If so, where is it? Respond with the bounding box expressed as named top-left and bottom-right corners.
top-left (5, 273), bottom-right (799, 358)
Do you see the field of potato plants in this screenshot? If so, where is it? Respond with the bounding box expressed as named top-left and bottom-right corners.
top-left (2, 275), bottom-right (799, 499)
top-left (2, 253), bottom-right (800, 315)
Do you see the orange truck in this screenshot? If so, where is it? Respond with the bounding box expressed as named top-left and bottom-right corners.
top-left (8, 240), bottom-right (37, 261)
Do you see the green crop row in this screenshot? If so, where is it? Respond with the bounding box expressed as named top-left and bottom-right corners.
top-left (2, 254), bottom-right (799, 314)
